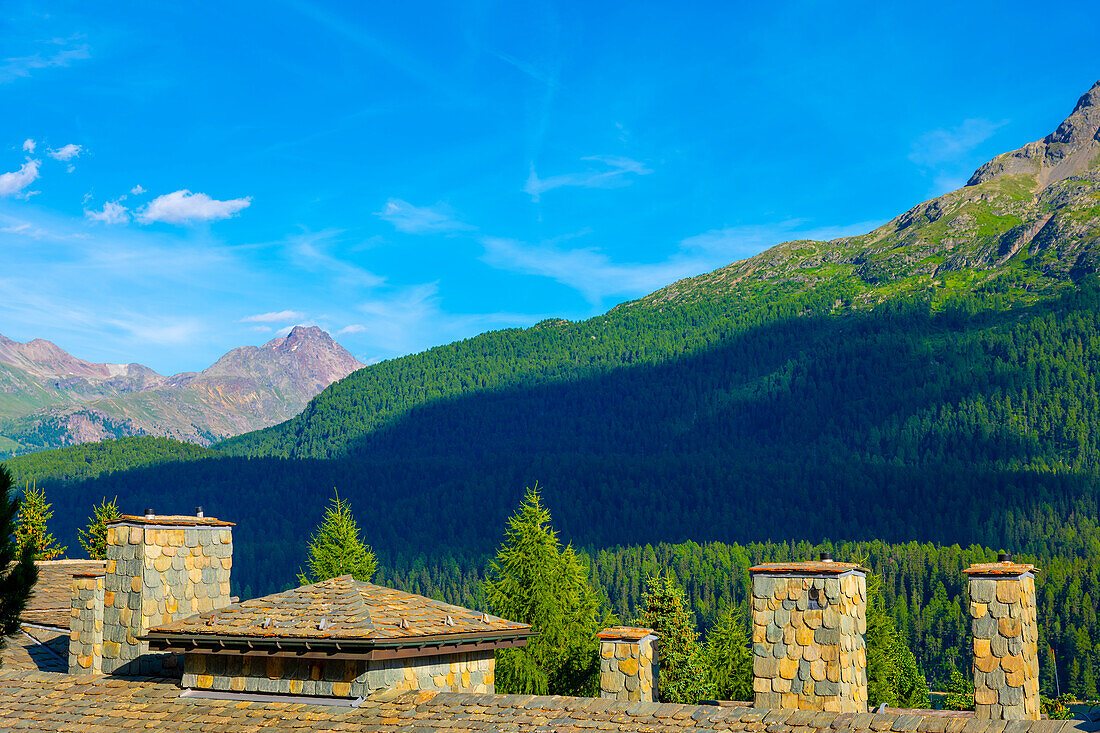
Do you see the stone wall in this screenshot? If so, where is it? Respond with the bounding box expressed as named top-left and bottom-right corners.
top-left (968, 565), bottom-right (1040, 720)
top-left (598, 629), bottom-right (657, 702)
top-left (751, 568), bottom-right (867, 712)
top-left (100, 517), bottom-right (233, 675)
top-left (181, 650), bottom-right (495, 697)
top-left (67, 572), bottom-right (104, 675)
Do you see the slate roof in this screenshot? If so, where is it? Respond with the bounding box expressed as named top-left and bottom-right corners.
top-left (1, 665), bottom-right (1099, 733)
top-left (597, 626), bottom-right (657, 641)
top-left (749, 561), bottom-right (869, 575)
top-left (147, 574), bottom-right (531, 644)
top-left (22, 559), bottom-right (106, 629)
top-left (964, 562), bottom-right (1039, 576)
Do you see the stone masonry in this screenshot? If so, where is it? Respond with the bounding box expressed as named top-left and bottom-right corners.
top-left (181, 650), bottom-right (494, 697)
top-left (750, 560), bottom-right (868, 712)
top-left (966, 559), bottom-right (1041, 720)
top-left (67, 571), bottom-right (104, 675)
top-left (597, 627), bottom-right (658, 702)
top-left (99, 514), bottom-right (233, 675)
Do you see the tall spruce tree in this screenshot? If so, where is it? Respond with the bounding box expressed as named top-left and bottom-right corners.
top-left (638, 573), bottom-right (711, 703)
top-left (1, 466), bottom-right (37, 649)
top-left (484, 486), bottom-right (604, 696)
top-left (866, 571), bottom-right (929, 708)
top-left (701, 604), bottom-right (754, 701)
top-left (298, 492), bottom-right (377, 584)
top-left (77, 497), bottom-right (120, 560)
top-left (13, 482), bottom-right (64, 561)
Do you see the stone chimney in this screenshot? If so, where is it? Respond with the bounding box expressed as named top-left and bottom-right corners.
top-left (68, 570), bottom-right (105, 675)
top-left (750, 555), bottom-right (868, 712)
top-left (69, 512), bottom-right (234, 676)
top-left (965, 555), bottom-right (1040, 720)
top-left (597, 626), bottom-right (658, 702)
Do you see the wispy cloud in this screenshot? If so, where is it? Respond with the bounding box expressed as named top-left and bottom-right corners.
top-left (85, 201), bottom-right (129, 225)
top-left (137, 190), bottom-right (252, 225)
top-left (48, 143), bottom-right (82, 162)
top-left (0, 159), bottom-right (40, 197)
top-left (375, 199), bottom-right (474, 234)
top-left (106, 313), bottom-right (204, 345)
top-left (337, 324), bottom-right (366, 335)
top-left (21, 139), bottom-right (35, 154)
top-left (909, 118), bottom-right (1008, 194)
top-left (286, 230), bottom-right (386, 288)
top-left (0, 39), bottom-right (90, 83)
top-left (480, 219), bottom-right (882, 306)
top-left (241, 310), bottom-right (307, 323)
top-left (130, 184), bottom-right (145, 195)
top-left (524, 155), bottom-right (652, 202)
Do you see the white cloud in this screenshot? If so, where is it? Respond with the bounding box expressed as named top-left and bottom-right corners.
top-left (0, 159), bottom-right (40, 197)
top-left (137, 189), bottom-right (251, 224)
top-left (21, 139), bottom-right (35, 154)
top-left (375, 199), bottom-right (473, 234)
top-left (287, 230), bottom-right (385, 288)
top-left (0, 42), bottom-right (90, 84)
top-left (910, 118), bottom-right (1007, 168)
top-left (48, 143), bottom-right (82, 161)
top-left (106, 314), bottom-right (203, 345)
top-left (337, 324), bottom-right (366, 335)
top-left (240, 310), bottom-right (306, 323)
top-left (524, 155), bottom-right (652, 202)
top-left (84, 201), bottom-right (129, 225)
top-left (131, 184), bottom-right (145, 195)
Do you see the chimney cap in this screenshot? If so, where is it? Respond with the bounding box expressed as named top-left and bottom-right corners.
top-left (196, 506), bottom-right (204, 518)
top-left (144, 508), bottom-right (155, 518)
top-left (819, 552), bottom-right (833, 562)
top-left (998, 552), bottom-right (1012, 563)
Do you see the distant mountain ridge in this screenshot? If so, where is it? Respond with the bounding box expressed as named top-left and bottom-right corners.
top-left (0, 326), bottom-right (363, 456)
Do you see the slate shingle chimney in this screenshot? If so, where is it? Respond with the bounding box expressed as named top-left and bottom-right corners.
top-left (597, 626), bottom-right (658, 702)
top-left (965, 556), bottom-right (1040, 720)
top-left (750, 556), bottom-right (868, 712)
top-left (68, 512), bottom-right (234, 676)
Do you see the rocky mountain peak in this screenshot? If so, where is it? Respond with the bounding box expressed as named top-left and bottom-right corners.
top-left (968, 80), bottom-right (1100, 188)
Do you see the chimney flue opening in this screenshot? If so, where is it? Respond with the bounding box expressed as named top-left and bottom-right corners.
top-left (144, 508), bottom-right (155, 518)
top-left (196, 506), bottom-right (204, 518)
top-left (819, 551), bottom-right (833, 562)
top-left (998, 552), bottom-right (1012, 563)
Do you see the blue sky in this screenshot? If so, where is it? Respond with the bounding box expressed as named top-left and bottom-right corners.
top-left (1, 1), bottom-right (1098, 374)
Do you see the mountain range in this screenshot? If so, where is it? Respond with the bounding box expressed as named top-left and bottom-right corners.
top-left (0, 326), bottom-right (363, 456)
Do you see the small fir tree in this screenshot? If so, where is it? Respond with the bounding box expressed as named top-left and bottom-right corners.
top-left (701, 604), bottom-right (754, 701)
top-left (0, 466), bottom-right (38, 646)
top-left (484, 486), bottom-right (604, 696)
top-left (298, 492), bottom-right (377, 584)
top-left (14, 481), bottom-right (64, 561)
top-left (866, 571), bottom-right (929, 708)
top-left (638, 573), bottom-right (711, 703)
top-left (941, 664), bottom-right (975, 711)
top-left (77, 497), bottom-right (120, 560)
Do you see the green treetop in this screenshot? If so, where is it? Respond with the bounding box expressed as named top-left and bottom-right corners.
top-left (700, 604), bottom-right (754, 701)
top-left (298, 492), bottom-right (377, 584)
top-left (77, 497), bottom-right (121, 560)
top-left (484, 486), bottom-right (605, 697)
top-left (0, 466), bottom-right (38, 646)
top-left (638, 573), bottom-right (711, 704)
top-left (13, 481), bottom-right (64, 561)
top-left (866, 570), bottom-right (929, 708)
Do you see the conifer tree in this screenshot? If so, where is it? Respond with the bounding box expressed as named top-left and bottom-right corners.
top-left (484, 486), bottom-right (604, 696)
top-left (0, 466), bottom-right (37, 644)
top-left (78, 497), bottom-right (120, 560)
top-left (701, 604), bottom-right (753, 701)
top-left (866, 571), bottom-right (929, 708)
top-left (941, 664), bottom-right (975, 710)
top-left (298, 492), bottom-right (377, 584)
top-left (638, 573), bottom-right (711, 703)
top-left (13, 482), bottom-right (64, 561)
